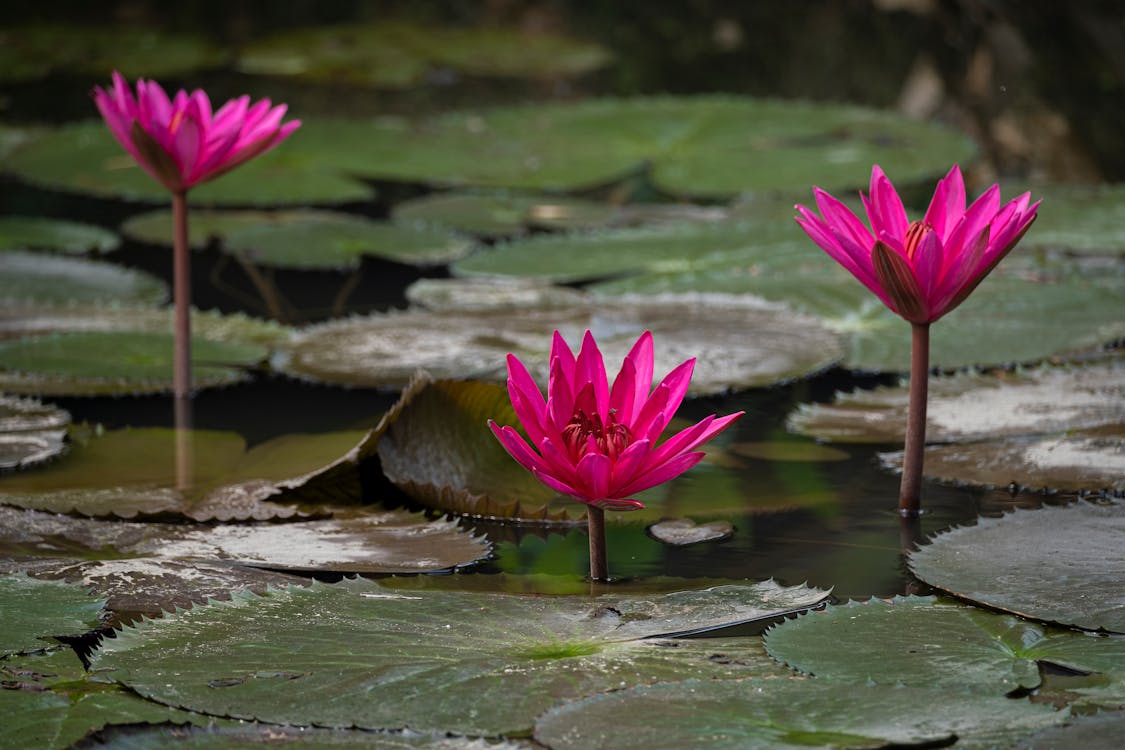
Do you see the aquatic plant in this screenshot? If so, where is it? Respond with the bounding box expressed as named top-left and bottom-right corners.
top-left (795, 164), bottom-right (1039, 514)
top-left (490, 330), bottom-right (742, 579)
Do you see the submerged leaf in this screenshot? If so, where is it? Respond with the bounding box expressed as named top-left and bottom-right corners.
top-left (647, 518), bottom-right (734, 546)
top-left (92, 577), bottom-right (828, 736)
top-left (909, 502), bottom-right (1125, 633)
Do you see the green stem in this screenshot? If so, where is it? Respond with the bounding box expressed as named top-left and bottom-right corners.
top-left (587, 505), bottom-right (608, 581)
top-left (899, 322), bottom-right (930, 516)
top-left (172, 190), bottom-right (192, 400)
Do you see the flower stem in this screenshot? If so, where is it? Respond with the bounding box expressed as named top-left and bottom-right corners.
top-left (587, 505), bottom-right (608, 581)
top-left (172, 190), bottom-right (192, 400)
top-left (899, 322), bottom-right (930, 516)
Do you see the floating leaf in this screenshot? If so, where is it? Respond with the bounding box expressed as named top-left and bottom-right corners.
top-left (405, 277), bottom-right (587, 313)
top-left (276, 291), bottom-right (842, 393)
top-left (92, 577), bottom-right (827, 736)
top-left (4, 121), bottom-right (373, 205)
top-left (0, 216), bottom-right (119, 255)
top-left (790, 358), bottom-right (1125, 443)
top-left (534, 678), bottom-right (1063, 750)
top-left (0, 251), bottom-right (167, 307)
top-left (0, 426), bottom-right (370, 520)
top-left (83, 723), bottom-right (530, 749)
top-left (1014, 712), bottom-right (1125, 750)
top-left (0, 650), bottom-right (217, 750)
top-left (0, 24), bottom-right (223, 81)
top-left (1019, 183), bottom-right (1125, 256)
top-left (0, 331), bottom-right (264, 396)
top-left (647, 518), bottom-right (734, 546)
top-left (0, 395), bottom-right (69, 472)
top-left (238, 22), bottom-right (611, 87)
top-left (0, 574), bottom-right (103, 657)
top-left (765, 596), bottom-right (1125, 694)
top-left (392, 191), bottom-right (617, 237)
top-left (122, 209), bottom-right (475, 270)
top-left (909, 502), bottom-right (1125, 633)
top-left (881, 426), bottom-right (1125, 493)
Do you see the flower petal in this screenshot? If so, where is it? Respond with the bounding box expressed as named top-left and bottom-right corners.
top-left (488, 422), bottom-right (545, 475)
top-left (923, 164), bottom-right (967, 240)
top-left (575, 452), bottom-right (612, 501)
top-left (615, 451), bottom-right (706, 497)
top-left (872, 240), bottom-right (928, 322)
top-left (864, 165), bottom-right (909, 239)
top-left (575, 330), bottom-right (609, 422)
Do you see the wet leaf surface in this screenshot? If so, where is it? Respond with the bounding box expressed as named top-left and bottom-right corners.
top-left (0, 216), bottom-right (120, 255)
top-left (122, 209), bottom-right (475, 269)
top-left (0, 251), bottom-right (168, 307)
top-left (881, 426), bottom-right (1125, 493)
top-left (647, 518), bottom-right (734, 546)
top-left (0, 394), bottom-right (69, 473)
top-left (909, 502), bottom-right (1125, 633)
top-left (391, 191), bottom-right (618, 237)
top-left (789, 357), bottom-right (1125, 444)
top-left (0, 574), bottom-right (104, 657)
top-left (405, 277), bottom-right (587, 313)
top-left (91, 577), bottom-right (827, 736)
top-left (238, 22), bottom-right (612, 86)
top-left (764, 596), bottom-right (1125, 694)
top-left (534, 678), bottom-right (1063, 750)
top-left (1018, 183), bottom-right (1125, 256)
top-left (0, 427), bottom-right (370, 520)
top-left (275, 291), bottom-right (842, 393)
top-left (1014, 712), bottom-right (1125, 750)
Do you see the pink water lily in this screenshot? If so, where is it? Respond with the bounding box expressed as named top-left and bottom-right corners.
top-left (93, 71), bottom-right (300, 193)
top-left (795, 164), bottom-right (1039, 324)
top-left (490, 330), bottom-right (742, 511)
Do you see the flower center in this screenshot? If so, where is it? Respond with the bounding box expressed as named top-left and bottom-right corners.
top-left (562, 409), bottom-right (632, 462)
top-left (903, 220), bottom-right (933, 262)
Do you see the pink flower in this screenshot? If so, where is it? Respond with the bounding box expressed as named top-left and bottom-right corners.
top-left (489, 330), bottom-right (743, 511)
top-left (795, 165), bottom-right (1039, 324)
top-left (93, 71), bottom-right (300, 193)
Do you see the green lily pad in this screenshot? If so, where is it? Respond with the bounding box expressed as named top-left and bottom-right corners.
top-left (4, 121), bottom-right (373, 206)
top-left (405, 277), bottom-right (588, 313)
top-left (0, 331), bottom-right (264, 396)
top-left (82, 723), bottom-right (528, 749)
top-left (0, 574), bottom-right (104, 657)
top-left (275, 290), bottom-right (842, 393)
top-left (0, 251), bottom-right (167, 307)
top-left (391, 191), bottom-right (617, 237)
top-left (0, 216), bottom-right (119, 255)
top-left (764, 596), bottom-right (1125, 694)
top-left (122, 209), bottom-right (475, 270)
top-left (1019, 183), bottom-right (1125, 256)
top-left (881, 426), bottom-right (1125, 493)
top-left (237, 22), bottom-right (611, 87)
top-left (0, 395), bottom-right (69, 472)
top-left (0, 24), bottom-right (224, 82)
top-left (789, 358), bottom-right (1125, 444)
top-left (0, 426), bottom-right (371, 520)
top-left (0, 649), bottom-right (221, 750)
top-left (1015, 712), bottom-right (1125, 750)
top-left (91, 577), bottom-right (826, 736)
top-left (534, 679), bottom-right (1064, 750)
top-left (647, 518), bottom-right (734, 546)
top-left (909, 502), bottom-right (1125, 633)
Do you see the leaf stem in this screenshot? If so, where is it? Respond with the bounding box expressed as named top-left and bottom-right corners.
top-left (587, 505), bottom-right (608, 581)
top-left (172, 190), bottom-right (192, 400)
top-left (899, 322), bottom-right (930, 516)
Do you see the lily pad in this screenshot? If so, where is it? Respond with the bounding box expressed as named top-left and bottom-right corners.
top-left (789, 358), bottom-right (1125, 444)
top-left (764, 596), bottom-right (1125, 694)
top-left (1015, 712), bottom-right (1125, 750)
top-left (0, 649), bottom-right (219, 750)
top-left (405, 277), bottom-right (587, 313)
top-left (0, 24), bottom-right (224, 82)
top-left (275, 290), bottom-right (842, 393)
top-left (0, 331), bottom-right (264, 396)
top-left (0, 574), bottom-right (104, 657)
top-left (237, 22), bottom-right (612, 87)
top-left (0, 216), bottom-right (120, 255)
top-left (880, 426), bottom-right (1125, 493)
top-left (91, 577), bottom-right (827, 736)
top-left (0, 395), bottom-right (69, 472)
top-left (4, 121), bottom-right (373, 206)
top-left (0, 426), bottom-right (371, 520)
top-left (909, 502), bottom-right (1125, 633)
top-left (534, 679), bottom-right (1063, 750)
top-left (647, 519), bottom-right (734, 546)
top-left (391, 191), bottom-right (617, 237)
top-left (78, 725), bottom-right (525, 749)
top-left (122, 209), bottom-right (475, 270)
top-left (1019, 183), bottom-right (1125, 256)
top-left (0, 251), bottom-right (167, 307)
